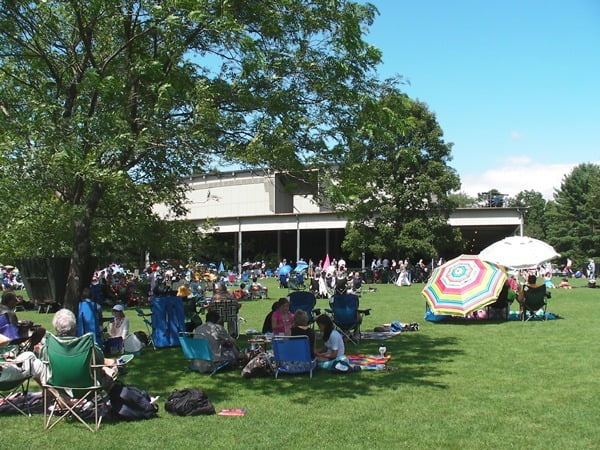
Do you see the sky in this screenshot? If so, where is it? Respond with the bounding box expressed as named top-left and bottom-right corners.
top-left (361, 0), bottom-right (600, 199)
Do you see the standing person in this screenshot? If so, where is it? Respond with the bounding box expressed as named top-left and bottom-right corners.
top-left (77, 287), bottom-right (103, 344)
top-left (209, 282), bottom-right (241, 337)
top-left (587, 259), bottom-right (596, 282)
top-left (271, 297), bottom-right (293, 336)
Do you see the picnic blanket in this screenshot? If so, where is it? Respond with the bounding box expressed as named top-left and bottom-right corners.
top-left (360, 331), bottom-right (402, 340)
top-left (347, 354), bottom-right (391, 371)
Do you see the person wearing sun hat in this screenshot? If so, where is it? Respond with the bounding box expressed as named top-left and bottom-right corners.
top-left (109, 304), bottom-right (130, 340)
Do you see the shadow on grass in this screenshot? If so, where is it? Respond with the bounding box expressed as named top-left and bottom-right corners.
top-left (123, 332), bottom-right (463, 404)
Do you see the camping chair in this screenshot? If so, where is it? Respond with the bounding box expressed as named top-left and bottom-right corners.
top-left (272, 336), bottom-right (317, 379)
top-left (178, 333), bottom-right (230, 376)
top-left (326, 294), bottom-right (371, 344)
top-left (288, 291), bottom-right (320, 326)
top-left (77, 301), bottom-right (103, 345)
top-left (135, 308), bottom-right (155, 349)
top-left (520, 285), bottom-right (549, 321)
top-left (0, 349), bottom-right (32, 416)
top-left (42, 333), bottom-right (114, 432)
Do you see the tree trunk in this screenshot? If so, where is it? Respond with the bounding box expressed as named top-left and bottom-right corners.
top-left (63, 182), bottom-right (104, 311)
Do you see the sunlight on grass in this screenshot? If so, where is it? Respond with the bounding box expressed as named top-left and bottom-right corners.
top-left (4, 277), bottom-right (599, 449)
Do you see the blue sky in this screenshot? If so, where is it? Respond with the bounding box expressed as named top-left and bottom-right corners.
top-left (362, 0), bottom-right (600, 199)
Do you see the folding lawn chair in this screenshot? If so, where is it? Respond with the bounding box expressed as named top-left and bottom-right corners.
top-left (272, 335), bottom-right (317, 379)
top-left (178, 333), bottom-right (230, 376)
top-left (77, 301), bottom-right (103, 345)
top-left (326, 294), bottom-right (371, 344)
top-left (288, 291), bottom-right (320, 326)
top-left (42, 333), bottom-right (114, 432)
top-left (135, 307), bottom-right (155, 349)
top-left (0, 350), bottom-right (32, 416)
top-left (520, 285), bottom-right (549, 321)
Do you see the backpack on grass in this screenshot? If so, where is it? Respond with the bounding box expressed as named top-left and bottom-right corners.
top-left (164, 388), bottom-right (215, 416)
top-left (108, 383), bottom-right (158, 421)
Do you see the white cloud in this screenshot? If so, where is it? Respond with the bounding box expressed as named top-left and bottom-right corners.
top-left (459, 161), bottom-right (582, 200)
top-left (509, 130), bottom-right (524, 140)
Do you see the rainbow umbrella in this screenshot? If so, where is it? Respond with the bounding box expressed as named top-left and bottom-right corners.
top-left (422, 255), bottom-right (507, 316)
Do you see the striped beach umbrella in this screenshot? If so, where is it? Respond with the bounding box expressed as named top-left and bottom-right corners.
top-left (422, 255), bottom-right (507, 316)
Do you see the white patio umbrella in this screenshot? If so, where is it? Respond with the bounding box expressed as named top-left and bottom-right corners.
top-left (479, 236), bottom-right (560, 270)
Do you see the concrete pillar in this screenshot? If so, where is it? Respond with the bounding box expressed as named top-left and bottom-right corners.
top-left (296, 215), bottom-right (301, 263)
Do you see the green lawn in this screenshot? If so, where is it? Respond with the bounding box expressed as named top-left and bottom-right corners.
top-left (3, 277), bottom-right (599, 449)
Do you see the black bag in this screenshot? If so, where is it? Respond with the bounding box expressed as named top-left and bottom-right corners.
top-left (164, 388), bottom-right (215, 416)
top-left (108, 383), bottom-right (158, 421)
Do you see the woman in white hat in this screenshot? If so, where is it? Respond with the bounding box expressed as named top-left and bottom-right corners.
top-left (109, 304), bottom-right (130, 340)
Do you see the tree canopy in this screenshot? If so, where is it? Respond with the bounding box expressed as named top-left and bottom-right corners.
top-left (0, 0), bottom-right (382, 308)
top-left (507, 189), bottom-right (548, 240)
top-left (322, 83), bottom-right (463, 260)
top-left (546, 163), bottom-right (600, 263)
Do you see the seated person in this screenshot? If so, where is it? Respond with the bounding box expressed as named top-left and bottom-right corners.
top-left (487, 280), bottom-right (513, 319)
top-left (1, 293), bottom-right (46, 387)
top-left (1, 290), bottom-right (46, 350)
top-left (558, 278), bottom-right (572, 289)
top-left (518, 275), bottom-right (551, 304)
top-left (290, 310), bottom-right (316, 357)
top-left (192, 310), bottom-right (240, 372)
top-left (314, 314), bottom-right (347, 369)
top-left (271, 297), bottom-right (294, 336)
top-left (238, 283), bottom-right (251, 300)
top-left (177, 282), bottom-right (192, 299)
top-left (251, 277), bottom-right (268, 298)
top-left (351, 272), bottom-right (363, 293)
top-left (262, 300), bottom-right (280, 334)
top-left (109, 304), bottom-right (130, 340)
top-left (279, 273), bottom-right (288, 289)
top-left (46, 308), bottom-right (121, 390)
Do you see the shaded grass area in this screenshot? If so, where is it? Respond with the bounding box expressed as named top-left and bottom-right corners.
top-left (4, 277), bottom-right (599, 449)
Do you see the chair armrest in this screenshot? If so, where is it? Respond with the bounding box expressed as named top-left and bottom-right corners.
top-left (358, 308), bottom-right (372, 316)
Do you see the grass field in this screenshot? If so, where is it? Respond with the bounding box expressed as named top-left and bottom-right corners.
top-left (3, 277), bottom-right (599, 449)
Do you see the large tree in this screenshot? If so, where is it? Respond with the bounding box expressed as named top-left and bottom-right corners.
top-left (0, 0), bottom-right (381, 309)
top-left (546, 163), bottom-right (600, 263)
top-left (323, 83), bottom-right (463, 261)
top-left (507, 189), bottom-right (548, 239)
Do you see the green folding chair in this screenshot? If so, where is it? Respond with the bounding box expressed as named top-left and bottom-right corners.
top-left (42, 333), bottom-right (110, 432)
top-left (0, 348), bottom-right (32, 416)
top-left (520, 285), bottom-right (549, 321)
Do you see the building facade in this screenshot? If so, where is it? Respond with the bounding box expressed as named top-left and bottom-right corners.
top-left (154, 169), bottom-right (523, 270)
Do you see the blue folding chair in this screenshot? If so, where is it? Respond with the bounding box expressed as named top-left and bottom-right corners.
top-left (272, 336), bottom-right (317, 379)
top-left (178, 333), bottom-right (230, 376)
top-left (327, 294), bottom-right (371, 344)
top-left (288, 291), bottom-right (319, 326)
top-left (77, 301), bottom-right (103, 345)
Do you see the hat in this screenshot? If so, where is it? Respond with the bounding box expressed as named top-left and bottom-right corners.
top-left (112, 304), bottom-right (125, 312)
